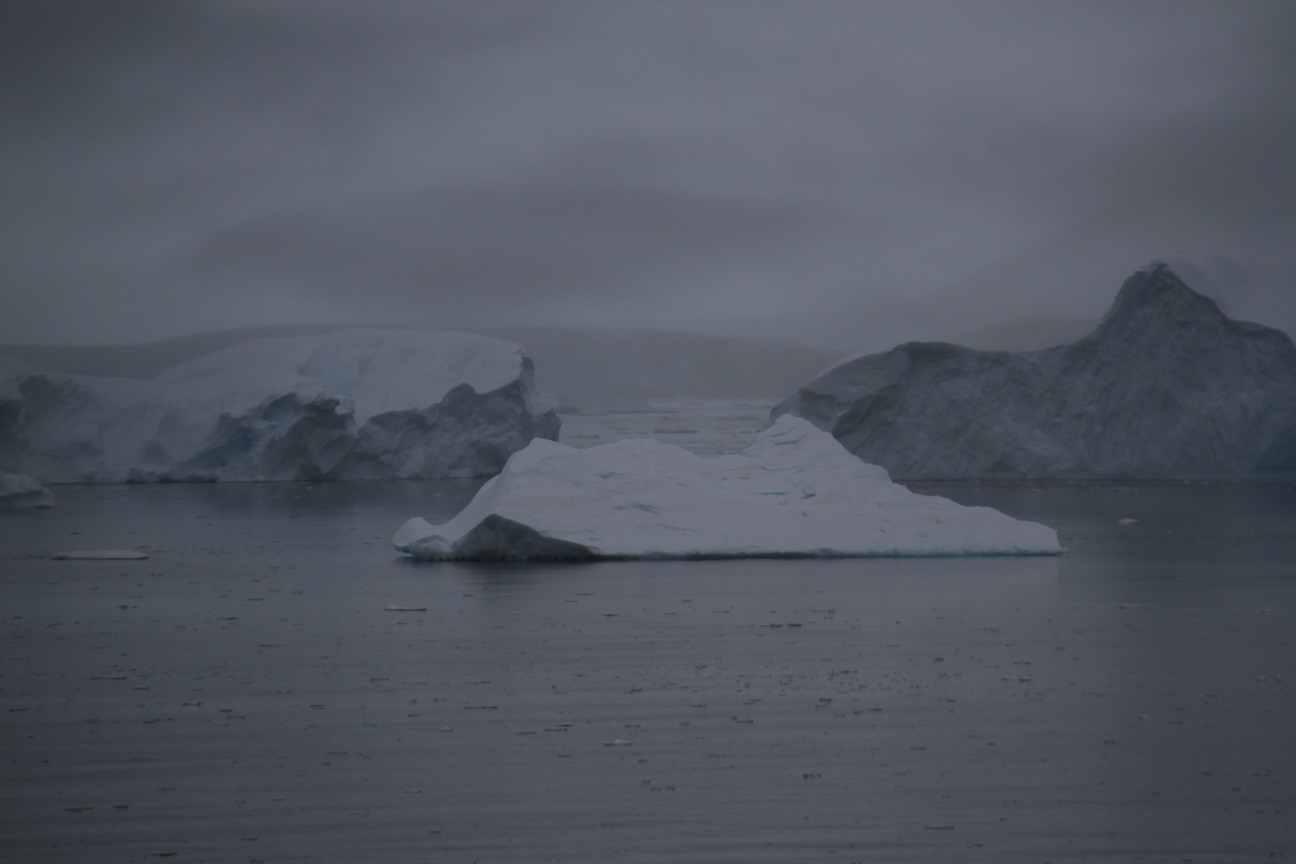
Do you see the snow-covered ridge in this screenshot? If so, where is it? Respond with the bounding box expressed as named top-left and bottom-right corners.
top-left (393, 415), bottom-right (1060, 560)
top-left (773, 263), bottom-right (1296, 479)
top-left (0, 329), bottom-right (559, 482)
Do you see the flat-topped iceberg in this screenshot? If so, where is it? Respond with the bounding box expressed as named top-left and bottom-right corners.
top-left (0, 329), bottom-right (559, 482)
top-left (393, 415), bottom-right (1060, 560)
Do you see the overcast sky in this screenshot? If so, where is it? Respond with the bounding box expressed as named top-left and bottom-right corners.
top-left (4, 0), bottom-right (1295, 349)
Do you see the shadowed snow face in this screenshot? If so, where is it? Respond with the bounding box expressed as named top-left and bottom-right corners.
top-left (4, 1), bottom-right (1295, 347)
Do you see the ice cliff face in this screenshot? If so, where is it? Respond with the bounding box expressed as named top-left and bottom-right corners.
top-left (0, 329), bottom-right (559, 482)
top-left (773, 263), bottom-right (1296, 479)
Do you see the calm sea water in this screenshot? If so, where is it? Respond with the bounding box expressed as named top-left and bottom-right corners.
top-left (2, 409), bottom-right (1294, 862)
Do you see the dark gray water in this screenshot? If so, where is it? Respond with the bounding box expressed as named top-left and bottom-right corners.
top-left (2, 481), bottom-right (1294, 863)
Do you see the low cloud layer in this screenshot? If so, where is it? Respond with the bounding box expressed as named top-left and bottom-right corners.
top-left (4, 0), bottom-right (1295, 348)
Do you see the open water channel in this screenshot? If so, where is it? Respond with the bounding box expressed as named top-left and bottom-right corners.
top-left (2, 401), bottom-right (1293, 862)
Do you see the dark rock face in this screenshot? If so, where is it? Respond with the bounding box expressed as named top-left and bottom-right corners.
top-left (773, 263), bottom-right (1296, 479)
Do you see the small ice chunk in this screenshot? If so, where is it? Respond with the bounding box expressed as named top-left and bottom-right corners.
top-left (51, 549), bottom-right (149, 560)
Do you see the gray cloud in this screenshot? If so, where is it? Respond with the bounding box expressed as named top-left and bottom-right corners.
top-left (3, 0), bottom-right (1294, 347)
top-left (172, 182), bottom-right (867, 321)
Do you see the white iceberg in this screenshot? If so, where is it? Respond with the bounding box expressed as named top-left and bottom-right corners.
top-left (0, 473), bottom-right (54, 509)
top-left (393, 415), bottom-right (1060, 560)
top-left (0, 329), bottom-right (559, 482)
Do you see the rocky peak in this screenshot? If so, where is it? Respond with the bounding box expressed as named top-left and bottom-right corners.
top-left (774, 263), bottom-right (1296, 478)
top-left (1094, 261), bottom-right (1230, 339)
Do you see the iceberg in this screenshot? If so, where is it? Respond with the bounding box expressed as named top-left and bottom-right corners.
top-left (0, 473), bottom-right (54, 509)
top-left (0, 329), bottom-right (559, 482)
top-left (773, 263), bottom-right (1296, 479)
top-left (50, 549), bottom-right (148, 560)
top-left (393, 415), bottom-right (1060, 560)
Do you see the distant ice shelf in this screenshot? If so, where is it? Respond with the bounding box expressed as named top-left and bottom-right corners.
top-left (393, 415), bottom-right (1060, 560)
top-left (0, 328), bottom-right (559, 482)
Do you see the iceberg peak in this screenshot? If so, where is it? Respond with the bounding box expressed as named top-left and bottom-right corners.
top-left (1095, 261), bottom-right (1230, 339)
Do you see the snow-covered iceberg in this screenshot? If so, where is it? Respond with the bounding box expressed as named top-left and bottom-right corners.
top-left (393, 415), bottom-right (1060, 560)
top-left (773, 263), bottom-right (1296, 479)
top-left (0, 473), bottom-right (54, 509)
top-left (0, 329), bottom-right (559, 482)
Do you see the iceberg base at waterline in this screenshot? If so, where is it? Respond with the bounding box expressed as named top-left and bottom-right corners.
top-left (393, 415), bottom-right (1061, 560)
top-left (0, 474), bottom-right (54, 510)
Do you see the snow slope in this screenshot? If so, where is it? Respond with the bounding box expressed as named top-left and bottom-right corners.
top-left (0, 329), bottom-right (559, 482)
top-left (773, 263), bottom-right (1296, 479)
top-left (393, 415), bottom-right (1060, 560)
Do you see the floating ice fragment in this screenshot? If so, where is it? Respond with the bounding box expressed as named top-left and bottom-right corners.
top-left (51, 549), bottom-right (148, 560)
